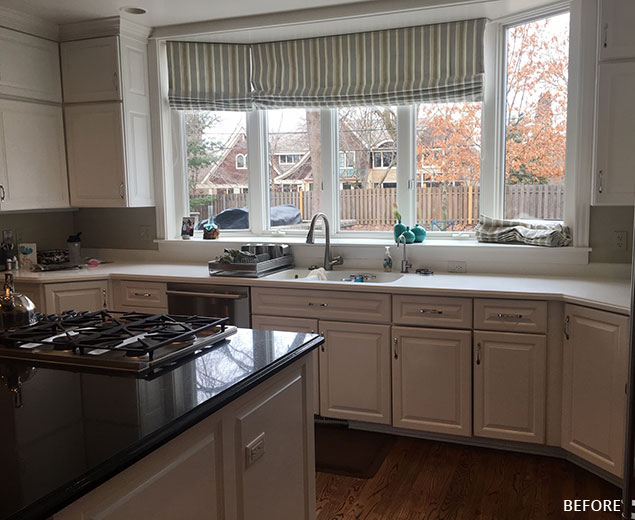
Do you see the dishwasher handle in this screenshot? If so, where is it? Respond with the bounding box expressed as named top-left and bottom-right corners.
top-left (166, 289), bottom-right (246, 300)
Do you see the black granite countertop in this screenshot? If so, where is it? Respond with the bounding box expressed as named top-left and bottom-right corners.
top-left (0, 328), bottom-right (323, 520)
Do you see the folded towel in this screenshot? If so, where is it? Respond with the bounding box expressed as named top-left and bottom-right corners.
top-left (475, 215), bottom-right (571, 247)
top-left (306, 267), bottom-right (328, 280)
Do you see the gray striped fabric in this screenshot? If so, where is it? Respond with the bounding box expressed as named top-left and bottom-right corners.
top-left (166, 41), bottom-right (252, 111)
top-left (475, 215), bottom-right (572, 247)
top-left (251, 19), bottom-right (486, 108)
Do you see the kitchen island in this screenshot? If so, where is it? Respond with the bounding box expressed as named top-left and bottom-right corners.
top-left (0, 328), bottom-right (323, 520)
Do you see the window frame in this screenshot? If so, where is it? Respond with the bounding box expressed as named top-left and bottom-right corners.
top-left (157, 0), bottom-right (589, 246)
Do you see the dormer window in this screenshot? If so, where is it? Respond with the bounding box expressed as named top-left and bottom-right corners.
top-left (235, 153), bottom-right (247, 169)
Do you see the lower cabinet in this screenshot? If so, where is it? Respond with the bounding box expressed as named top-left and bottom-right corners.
top-left (392, 326), bottom-right (472, 436)
top-left (473, 331), bottom-right (547, 444)
top-left (44, 280), bottom-right (110, 314)
top-left (561, 304), bottom-right (628, 477)
top-left (319, 320), bottom-right (391, 424)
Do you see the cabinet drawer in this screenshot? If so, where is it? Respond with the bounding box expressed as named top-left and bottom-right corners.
top-left (114, 280), bottom-right (167, 310)
top-left (251, 287), bottom-right (390, 324)
top-left (474, 299), bottom-right (547, 334)
top-left (392, 295), bottom-right (472, 329)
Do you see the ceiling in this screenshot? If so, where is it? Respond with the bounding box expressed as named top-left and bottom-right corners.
top-left (0, 0), bottom-right (373, 27)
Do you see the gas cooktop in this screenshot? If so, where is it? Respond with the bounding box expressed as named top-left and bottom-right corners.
top-left (0, 310), bottom-right (237, 375)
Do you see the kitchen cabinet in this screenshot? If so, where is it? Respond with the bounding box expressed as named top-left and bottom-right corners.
top-left (392, 326), bottom-right (472, 436)
top-left (0, 27), bottom-right (62, 103)
top-left (473, 331), bottom-right (546, 444)
top-left (392, 295), bottom-right (472, 329)
top-left (593, 61), bottom-right (635, 205)
top-left (599, 0), bottom-right (635, 61)
top-left (561, 304), bottom-right (628, 477)
top-left (0, 100), bottom-right (69, 211)
top-left (44, 281), bottom-right (110, 314)
top-left (251, 315), bottom-right (320, 414)
top-left (112, 280), bottom-right (168, 313)
top-left (319, 320), bottom-right (391, 424)
top-left (62, 36), bottom-right (154, 208)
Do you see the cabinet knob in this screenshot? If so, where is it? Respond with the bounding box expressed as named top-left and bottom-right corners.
top-left (393, 337), bottom-right (398, 359)
top-left (308, 302), bottom-right (328, 307)
top-left (113, 72), bottom-right (119, 91)
top-left (134, 292), bottom-right (152, 298)
top-left (119, 183), bottom-right (125, 199)
top-left (564, 315), bottom-right (570, 340)
top-left (598, 170), bottom-right (603, 194)
top-left (0, 185), bottom-right (5, 201)
top-left (102, 288), bottom-right (107, 308)
top-left (476, 342), bottom-right (482, 365)
top-left (419, 308), bottom-right (443, 315)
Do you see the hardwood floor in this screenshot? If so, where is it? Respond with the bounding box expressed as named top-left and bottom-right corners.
top-left (316, 436), bottom-right (621, 520)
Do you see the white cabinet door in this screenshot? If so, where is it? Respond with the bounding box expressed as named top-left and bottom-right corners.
top-left (392, 326), bottom-right (472, 436)
top-left (44, 281), bottom-right (110, 314)
top-left (61, 36), bottom-right (121, 102)
top-left (593, 61), bottom-right (635, 205)
top-left (251, 315), bottom-right (320, 414)
top-left (0, 100), bottom-right (69, 211)
top-left (473, 331), bottom-right (547, 444)
top-left (65, 103), bottom-right (127, 207)
top-left (599, 0), bottom-right (635, 61)
top-left (562, 304), bottom-right (628, 477)
top-left (0, 28), bottom-right (61, 102)
top-left (319, 321), bottom-right (391, 424)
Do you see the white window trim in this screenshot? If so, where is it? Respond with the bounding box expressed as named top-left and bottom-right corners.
top-left (150, 0), bottom-right (592, 257)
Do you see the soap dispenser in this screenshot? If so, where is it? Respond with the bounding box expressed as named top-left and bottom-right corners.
top-left (383, 246), bottom-right (393, 272)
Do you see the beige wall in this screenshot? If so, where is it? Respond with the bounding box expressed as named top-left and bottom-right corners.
top-left (589, 206), bottom-right (634, 264)
top-left (73, 208), bottom-right (158, 250)
top-left (0, 210), bottom-right (75, 249)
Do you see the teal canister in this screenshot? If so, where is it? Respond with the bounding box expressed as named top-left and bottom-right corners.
top-left (393, 221), bottom-right (407, 242)
top-left (403, 227), bottom-right (416, 244)
top-left (411, 224), bottom-right (427, 243)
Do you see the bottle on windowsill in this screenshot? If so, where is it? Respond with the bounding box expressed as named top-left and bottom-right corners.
top-left (383, 246), bottom-right (393, 272)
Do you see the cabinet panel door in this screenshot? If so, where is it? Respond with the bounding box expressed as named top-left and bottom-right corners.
top-left (473, 331), bottom-right (546, 444)
top-left (594, 62), bottom-right (635, 205)
top-left (392, 326), bottom-right (471, 436)
top-left (393, 295), bottom-right (472, 329)
top-left (61, 36), bottom-right (121, 102)
top-left (562, 304), bottom-right (628, 477)
top-left (319, 321), bottom-right (391, 424)
top-left (65, 103), bottom-right (126, 207)
top-left (599, 0), bottom-right (635, 60)
top-left (0, 101), bottom-right (69, 211)
top-left (0, 28), bottom-right (61, 102)
top-left (44, 281), bottom-right (109, 314)
top-left (252, 315), bottom-right (320, 414)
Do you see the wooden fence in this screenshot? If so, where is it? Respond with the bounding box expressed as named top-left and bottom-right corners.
top-left (200, 184), bottom-right (564, 228)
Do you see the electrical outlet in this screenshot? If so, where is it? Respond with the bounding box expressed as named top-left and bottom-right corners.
top-left (245, 432), bottom-right (265, 467)
top-left (447, 261), bottom-right (467, 273)
top-left (615, 231), bottom-right (628, 251)
top-left (139, 225), bottom-right (152, 241)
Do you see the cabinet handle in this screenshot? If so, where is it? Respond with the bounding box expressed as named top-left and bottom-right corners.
top-left (119, 183), bottom-right (125, 199)
top-left (134, 292), bottom-right (152, 298)
top-left (598, 170), bottom-right (603, 194)
top-left (603, 22), bottom-right (609, 49)
top-left (496, 313), bottom-right (523, 320)
top-left (393, 337), bottom-right (399, 359)
top-left (564, 315), bottom-right (570, 340)
top-left (308, 302), bottom-right (328, 308)
top-left (476, 342), bottom-right (481, 365)
top-left (0, 185), bottom-right (5, 201)
top-left (102, 288), bottom-right (107, 309)
top-left (419, 309), bottom-right (443, 315)
top-left (320, 333), bottom-right (325, 352)
top-left (113, 72), bottom-right (119, 91)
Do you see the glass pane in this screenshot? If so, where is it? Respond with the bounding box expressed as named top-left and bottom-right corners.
top-left (185, 111), bottom-right (248, 230)
top-left (338, 106), bottom-right (397, 231)
top-left (267, 108), bottom-right (321, 230)
top-left (504, 13), bottom-right (569, 220)
top-left (415, 102), bottom-right (482, 232)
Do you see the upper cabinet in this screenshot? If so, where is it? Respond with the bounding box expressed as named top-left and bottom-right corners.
top-left (599, 0), bottom-right (635, 61)
top-left (0, 28), bottom-right (62, 103)
top-left (61, 35), bottom-right (154, 207)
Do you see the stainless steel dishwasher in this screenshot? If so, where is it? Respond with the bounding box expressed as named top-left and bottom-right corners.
top-left (166, 283), bottom-right (250, 327)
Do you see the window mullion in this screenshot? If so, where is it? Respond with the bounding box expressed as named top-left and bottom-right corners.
top-left (246, 110), bottom-right (268, 235)
top-left (321, 108), bottom-right (339, 231)
top-left (397, 105), bottom-right (416, 226)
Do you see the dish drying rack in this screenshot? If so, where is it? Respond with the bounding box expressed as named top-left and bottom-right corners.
top-left (208, 254), bottom-right (294, 278)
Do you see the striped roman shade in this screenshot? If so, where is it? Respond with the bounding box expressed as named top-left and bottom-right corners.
top-left (251, 18), bottom-right (487, 108)
top-left (166, 41), bottom-right (252, 111)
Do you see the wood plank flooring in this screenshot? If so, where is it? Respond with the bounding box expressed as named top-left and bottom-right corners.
top-left (316, 436), bottom-right (621, 520)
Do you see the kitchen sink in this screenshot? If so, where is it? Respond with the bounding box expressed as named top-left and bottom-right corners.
top-left (265, 269), bottom-right (403, 283)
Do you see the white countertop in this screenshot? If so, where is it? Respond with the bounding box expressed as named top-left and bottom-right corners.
top-left (13, 263), bottom-right (631, 316)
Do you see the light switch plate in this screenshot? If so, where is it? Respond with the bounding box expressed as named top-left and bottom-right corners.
top-left (245, 432), bottom-right (265, 467)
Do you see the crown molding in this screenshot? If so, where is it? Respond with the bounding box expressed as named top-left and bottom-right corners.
top-left (0, 6), bottom-right (59, 40)
top-left (59, 16), bottom-right (151, 42)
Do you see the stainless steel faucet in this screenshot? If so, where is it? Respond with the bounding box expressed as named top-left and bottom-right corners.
top-left (305, 213), bottom-right (343, 271)
top-left (396, 234), bottom-right (412, 273)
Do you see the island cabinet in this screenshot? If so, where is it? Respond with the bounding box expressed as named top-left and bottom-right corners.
top-left (251, 287), bottom-right (392, 424)
top-left (54, 353), bottom-right (316, 520)
top-left (472, 299), bottom-right (548, 444)
top-left (561, 304), bottom-right (628, 477)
